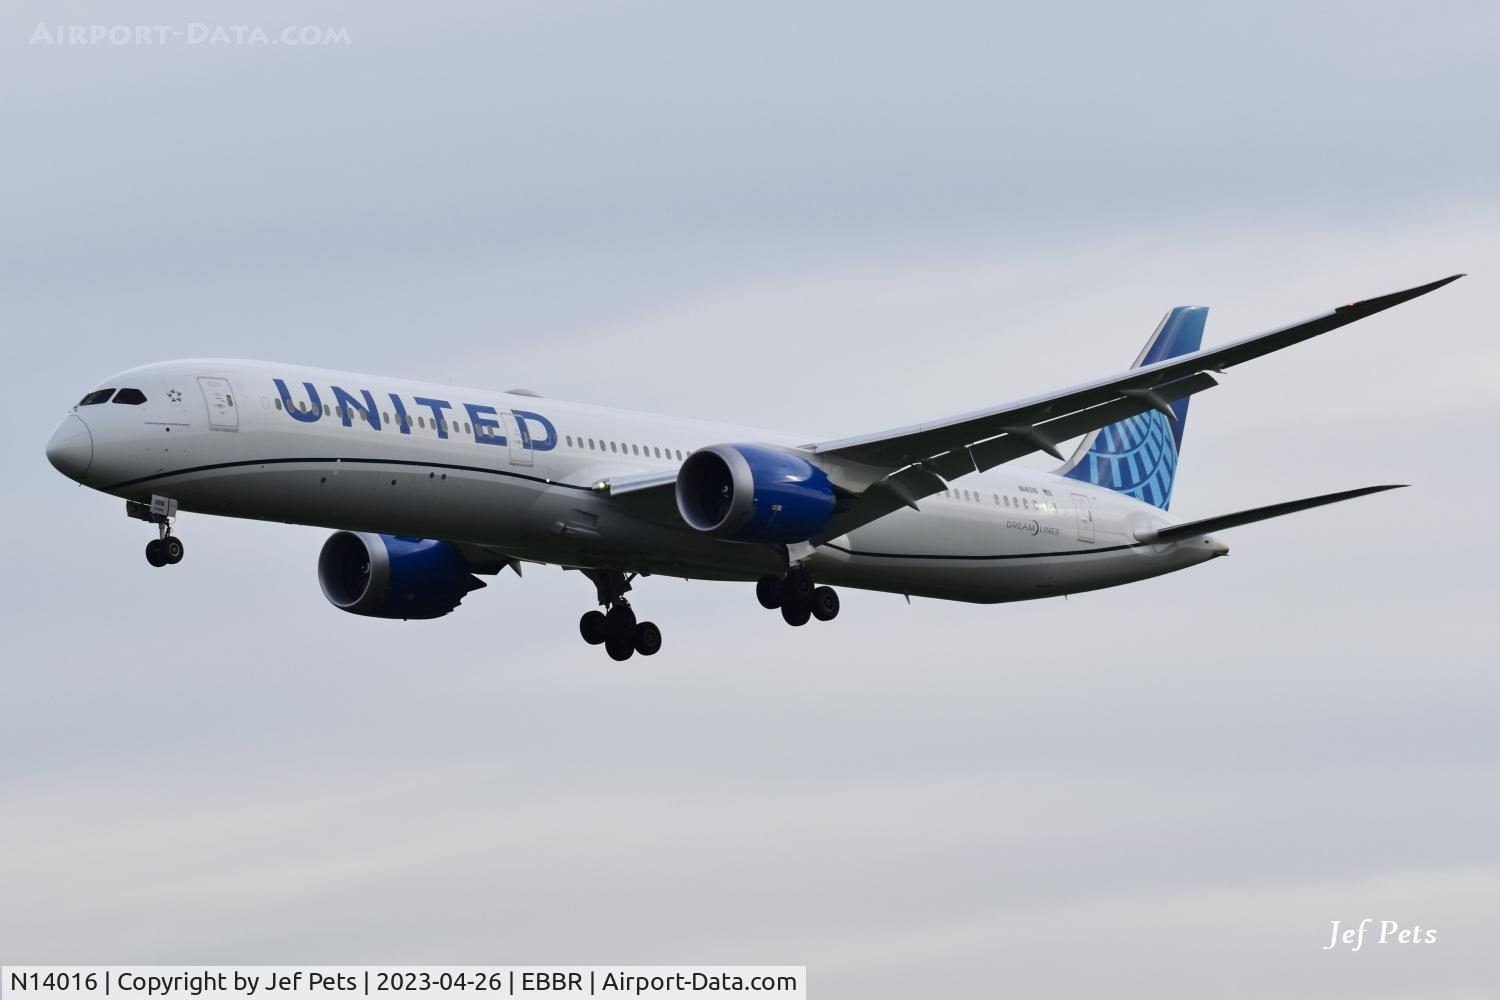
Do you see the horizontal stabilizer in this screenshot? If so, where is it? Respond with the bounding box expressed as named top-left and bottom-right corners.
top-left (1135, 484), bottom-right (1407, 543)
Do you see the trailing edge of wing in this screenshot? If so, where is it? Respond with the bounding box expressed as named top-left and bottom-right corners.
top-left (812, 372), bottom-right (1218, 542)
top-left (1135, 484), bottom-right (1407, 544)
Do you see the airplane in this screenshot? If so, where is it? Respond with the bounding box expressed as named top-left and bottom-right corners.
top-left (45, 275), bottom-right (1460, 660)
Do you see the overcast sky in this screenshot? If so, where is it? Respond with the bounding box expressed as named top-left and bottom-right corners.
top-left (3, 2), bottom-right (1498, 997)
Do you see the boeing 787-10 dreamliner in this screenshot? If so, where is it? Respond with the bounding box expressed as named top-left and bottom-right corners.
top-left (45, 275), bottom-right (1460, 659)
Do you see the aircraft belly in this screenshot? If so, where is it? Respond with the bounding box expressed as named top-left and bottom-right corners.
top-left (813, 503), bottom-right (1192, 603)
top-left (155, 462), bottom-right (783, 578)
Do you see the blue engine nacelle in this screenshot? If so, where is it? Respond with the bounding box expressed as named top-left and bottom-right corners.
top-left (317, 531), bottom-right (485, 620)
top-left (675, 444), bottom-right (838, 543)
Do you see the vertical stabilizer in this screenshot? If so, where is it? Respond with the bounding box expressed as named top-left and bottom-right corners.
top-left (1057, 306), bottom-right (1207, 509)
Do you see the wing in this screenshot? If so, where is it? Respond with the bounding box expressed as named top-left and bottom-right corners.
top-left (590, 275), bottom-right (1460, 538)
top-left (803, 274), bottom-right (1459, 539)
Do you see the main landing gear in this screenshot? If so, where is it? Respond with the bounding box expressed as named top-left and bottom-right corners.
top-left (756, 567), bottom-right (839, 627)
top-left (579, 569), bottom-right (662, 661)
top-left (127, 497), bottom-right (185, 568)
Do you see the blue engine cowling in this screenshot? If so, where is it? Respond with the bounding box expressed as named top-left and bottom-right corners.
top-left (675, 444), bottom-right (837, 543)
top-left (317, 531), bottom-right (485, 620)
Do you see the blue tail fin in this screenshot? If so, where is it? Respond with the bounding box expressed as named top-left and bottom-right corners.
top-left (1058, 306), bottom-right (1207, 510)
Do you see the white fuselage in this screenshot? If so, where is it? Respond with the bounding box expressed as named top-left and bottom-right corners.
top-left (49, 359), bottom-right (1225, 603)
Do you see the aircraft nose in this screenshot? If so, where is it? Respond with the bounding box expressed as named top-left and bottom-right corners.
top-left (46, 414), bottom-right (93, 482)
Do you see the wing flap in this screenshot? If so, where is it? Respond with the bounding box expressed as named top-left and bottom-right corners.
top-left (812, 372), bottom-right (1218, 542)
top-left (969, 371), bottom-right (1217, 474)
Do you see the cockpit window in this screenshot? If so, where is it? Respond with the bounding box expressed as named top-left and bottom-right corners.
top-left (113, 388), bottom-right (147, 405)
top-left (79, 389), bottom-right (115, 405)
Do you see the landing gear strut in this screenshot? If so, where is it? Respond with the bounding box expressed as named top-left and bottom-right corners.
top-left (580, 569), bottom-right (662, 661)
top-left (757, 567), bottom-right (841, 626)
top-left (129, 497), bottom-right (185, 568)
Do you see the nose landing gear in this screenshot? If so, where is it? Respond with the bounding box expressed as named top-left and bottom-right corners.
top-left (129, 496), bottom-right (185, 568)
top-left (758, 568), bottom-right (840, 626)
top-left (580, 569), bottom-right (662, 661)
top-left (145, 534), bottom-right (185, 567)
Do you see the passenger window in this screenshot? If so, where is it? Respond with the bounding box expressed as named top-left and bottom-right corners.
top-left (631, 444), bottom-right (639, 455)
top-left (324, 404), bottom-right (331, 416)
top-left (464, 422), bottom-right (471, 434)
top-left (382, 412), bottom-right (389, 424)
top-left (418, 416), bottom-right (426, 428)
top-left (79, 389), bottom-right (115, 405)
top-left (274, 398), bottom-right (284, 411)
top-left (610, 442), bottom-right (618, 452)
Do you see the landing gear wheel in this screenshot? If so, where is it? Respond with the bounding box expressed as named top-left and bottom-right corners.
top-left (145, 539), bottom-right (167, 567)
top-left (633, 621), bottom-right (662, 656)
top-left (756, 574), bottom-right (784, 609)
top-left (163, 536), bottom-right (185, 565)
top-left (579, 610), bottom-right (607, 645)
top-left (605, 635), bottom-right (635, 661)
top-left (604, 604), bottom-right (637, 643)
top-left (811, 586), bottom-right (840, 622)
top-left (784, 568), bottom-right (815, 609)
top-left (781, 603), bottom-right (811, 627)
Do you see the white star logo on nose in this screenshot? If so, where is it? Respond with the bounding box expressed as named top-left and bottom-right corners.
top-left (167, 389), bottom-right (183, 403)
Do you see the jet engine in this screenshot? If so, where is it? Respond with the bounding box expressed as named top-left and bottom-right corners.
top-left (317, 531), bottom-right (485, 619)
top-left (675, 444), bottom-right (837, 543)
